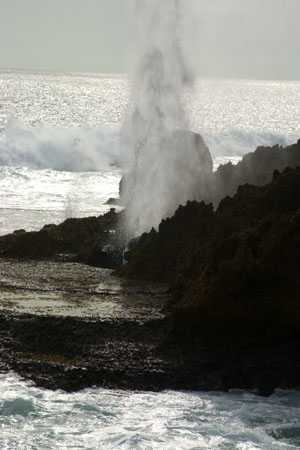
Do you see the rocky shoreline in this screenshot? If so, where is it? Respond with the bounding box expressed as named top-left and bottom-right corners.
top-left (0, 141), bottom-right (300, 395)
top-left (0, 295), bottom-right (298, 395)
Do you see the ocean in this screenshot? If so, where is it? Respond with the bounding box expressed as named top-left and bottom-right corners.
top-left (1, 373), bottom-right (300, 450)
top-left (0, 69), bottom-right (300, 449)
top-left (0, 70), bottom-right (299, 235)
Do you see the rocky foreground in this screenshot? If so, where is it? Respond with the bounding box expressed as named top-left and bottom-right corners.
top-left (0, 141), bottom-right (300, 394)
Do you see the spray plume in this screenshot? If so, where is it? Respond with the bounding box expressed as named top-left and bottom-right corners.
top-left (122, 0), bottom-right (211, 238)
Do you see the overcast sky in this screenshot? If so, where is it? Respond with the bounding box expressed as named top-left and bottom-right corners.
top-left (0, 0), bottom-right (299, 79)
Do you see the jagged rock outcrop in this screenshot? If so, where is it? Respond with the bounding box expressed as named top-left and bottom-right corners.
top-left (119, 129), bottom-right (213, 204)
top-left (2, 141), bottom-right (300, 274)
top-left (213, 139), bottom-right (300, 204)
top-left (121, 166), bottom-right (300, 333)
top-left (120, 138), bottom-right (300, 211)
top-left (1, 143), bottom-right (300, 394)
top-left (0, 209), bottom-right (122, 268)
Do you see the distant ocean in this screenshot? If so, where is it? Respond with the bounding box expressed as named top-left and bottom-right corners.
top-left (0, 69), bottom-right (299, 235)
top-left (0, 70), bottom-right (300, 449)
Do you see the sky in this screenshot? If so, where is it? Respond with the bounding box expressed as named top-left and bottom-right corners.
top-left (0, 0), bottom-right (299, 80)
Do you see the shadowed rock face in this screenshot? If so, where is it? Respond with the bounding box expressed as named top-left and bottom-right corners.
top-left (117, 162), bottom-right (300, 388)
top-left (172, 129), bottom-right (213, 177)
top-left (120, 138), bottom-right (300, 213)
top-left (0, 140), bottom-right (299, 276)
top-left (0, 209), bottom-right (123, 268)
top-left (0, 259), bottom-right (173, 392)
top-left (119, 129), bottom-right (214, 204)
top-left (0, 142), bottom-right (300, 394)
top-left (0, 260), bottom-right (169, 320)
top-left (121, 165), bottom-right (300, 331)
top-left (213, 139), bottom-right (300, 204)
top-left (0, 140), bottom-right (300, 271)
top-left (0, 259), bottom-right (298, 395)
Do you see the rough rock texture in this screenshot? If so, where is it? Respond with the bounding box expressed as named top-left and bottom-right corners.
top-left (119, 130), bottom-right (214, 205)
top-left (1, 312), bottom-right (298, 395)
top-left (0, 260), bottom-right (298, 395)
top-left (0, 260), bottom-right (173, 392)
top-left (120, 139), bottom-right (300, 208)
top-left (213, 139), bottom-right (300, 204)
top-left (2, 141), bottom-right (299, 268)
top-left (122, 166), bottom-right (300, 330)
top-left (0, 313), bottom-right (174, 392)
top-left (1, 141), bottom-right (300, 394)
top-left (118, 165), bottom-right (300, 393)
top-left (0, 209), bottom-right (122, 268)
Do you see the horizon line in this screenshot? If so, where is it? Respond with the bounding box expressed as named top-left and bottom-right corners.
top-left (0, 66), bottom-right (299, 84)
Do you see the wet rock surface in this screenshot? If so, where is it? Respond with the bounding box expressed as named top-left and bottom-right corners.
top-left (0, 260), bottom-right (172, 391)
top-left (119, 130), bottom-right (213, 206)
top-left (0, 141), bottom-right (300, 394)
top-left (0, 260), bottom-right (168, 319)
top-left (1, 140), bottom-right (300, 267)
top-left (212, 139), bottom-right (300, 204)
top-left (0, 208), bottom-right (123, 268)
top-left (123, 165), bottom-right (300, 318)
top-left (120, 164), bottom-right (300, 394)
top-left (0, 259), bottom-right (298, 394)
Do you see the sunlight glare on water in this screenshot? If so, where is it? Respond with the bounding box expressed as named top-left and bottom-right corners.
top-left (0, 373), bottom-right (299, 449)
top-left (0, 71), bottom-right (300, 234)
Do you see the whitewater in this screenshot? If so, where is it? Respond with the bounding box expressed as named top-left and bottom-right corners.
top-left (0, 70), bottom-right (300, 448)
top-left (1, 373), bottom-right (300, 449)
top-left (0, 70), bottom-right (300, 236)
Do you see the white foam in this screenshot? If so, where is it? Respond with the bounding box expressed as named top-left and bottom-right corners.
top-left (0, 119), bottom-right (124, 171)
top-left (0, 166), bottom-right (121, 235)
top-left (204, 128), bottom-right (298, 158)
top-left (122, 1), bottom-right (208, 236)
top-left (0, 372), bottom-right (299, 449)
top-left (0, 120), bottom-right (296, 173)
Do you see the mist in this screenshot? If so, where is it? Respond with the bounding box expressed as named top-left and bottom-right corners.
top-left (196, 0), bottom-right (300, 80)
top-left (120, 0), bottom-right (300, 237)
top-left (0, 121), bottom-right (121, 171)
top-left (122, 0), bottom-right (212, 237)
top-left (0, 0), bottom-right (299, 79)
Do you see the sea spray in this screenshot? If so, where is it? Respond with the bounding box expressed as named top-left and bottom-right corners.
top-left (0, 120), bottom-right (122, 171)
top-left (122, 0), bottom-right (211, 237)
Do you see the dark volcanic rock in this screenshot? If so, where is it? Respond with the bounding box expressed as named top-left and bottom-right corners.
top-left (120, 130), bottom-right (214, 205)
top-left (0, 209), bottom-right (123, 268)
top-left (0, 313), bottom-right (173, 392)
top-left (0, 310), bottom-right (298, 394)
top-left (213, 139), bottom-right (300, 204)
top-left (1, 141), bottom-right (300, 394)
top-left (117, 164), bottom-right (300, 393)
top-left (0, 260), bottom-right (173, 392)
top-left (121, 201), bottom-right (215, 282)
top-left (122, 166), bottom-right (300, 329)
top-left (120, 139), bottom-right (300, 209)
top-left (3, 141), bottom-right (299, 268)
top-left (105, 197), bottom-right (121, 206)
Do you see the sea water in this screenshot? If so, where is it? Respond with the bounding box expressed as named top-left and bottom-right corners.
top-left (0, 70), bottom-right (300, 448)
top-left (0, 70), bottom-right (299, 234)
top-left (0, 373), bottom-right (300, 449)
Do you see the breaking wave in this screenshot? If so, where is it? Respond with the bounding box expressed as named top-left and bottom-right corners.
top-left (0, 120), bottom-right (124, 172)
top-left (0, 120), bottom-right (297, 172)
top-left (204, 128), bottom-right (298, 157)
top-left (0, 373), bottom-right (300, 449)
